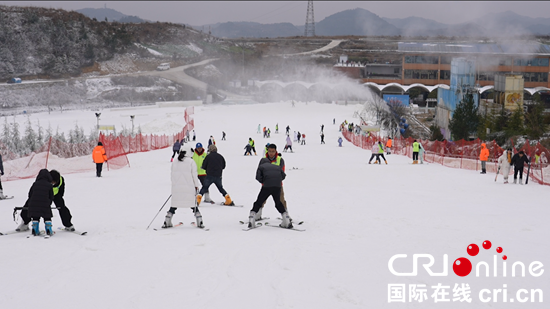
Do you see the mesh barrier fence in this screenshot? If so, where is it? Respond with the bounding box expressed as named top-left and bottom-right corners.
top-left (2, 107), bottom-right (194, 181)
top-left (342, 129), bottom-right (550, 186)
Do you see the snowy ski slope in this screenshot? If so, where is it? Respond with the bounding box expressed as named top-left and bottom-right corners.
top-left (1, 102), bottom-right (549, 309)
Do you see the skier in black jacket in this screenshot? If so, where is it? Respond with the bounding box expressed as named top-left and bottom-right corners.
top-left (196, 145), bottom-right (234, 206)
top-left (17, 170), bottom-right (75, 232)
top-left (511, 151), bottom-right (530, 185)
top-left (248, 144), bottom-right (292, 229)
top-left (27, 169), bottom-right (54, 236)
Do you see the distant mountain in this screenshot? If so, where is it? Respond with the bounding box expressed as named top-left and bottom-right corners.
top-left (475, 10), bottom-right (550, 36)
top-left (76, 7), bottom-right (147, 23)
top-left (383, 16), bottom-right (447, 36)
top-left (315, 8), bottom-right (400, 36)
top-left (209, 22), bottom-right (301, 38)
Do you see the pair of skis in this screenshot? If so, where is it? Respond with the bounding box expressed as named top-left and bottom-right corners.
top-left (241, 218), bottom-right (305, 232)
top-left (0, 227), bottom-right (87, 237)
top-left (154, 222), bottom-right (209, 231)
top-left (203, 201), bottom-right (244, 207)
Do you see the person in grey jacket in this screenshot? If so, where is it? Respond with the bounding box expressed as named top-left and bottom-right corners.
top-left (171, 139), bottom-right (181, 162)
top-left (248, 144), bottom-right (292, 229)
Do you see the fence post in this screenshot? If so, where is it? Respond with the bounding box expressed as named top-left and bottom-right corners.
top-left (45, 136), bottom-right (52, 169)
top-left (460, 139), bottom-right (464, 169)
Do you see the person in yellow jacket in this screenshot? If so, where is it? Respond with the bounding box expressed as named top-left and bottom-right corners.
top-left (248, 138), bottom-right (257, 155)
top-left (377, 141), bottom-right (388, 164)
top-left (92, 142), bottom-right (108, 177)
top-left (192, 142), bottom-right (213, 203)
top-left (412, 140), bottom-right (420, 164)
top-left (479, 143), bottom-right (490, 174)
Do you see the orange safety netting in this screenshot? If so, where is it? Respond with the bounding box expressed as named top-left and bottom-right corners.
top-left (2, 107), bottom-right (195, 181)
top-left (341, 129), bottom-right (550, 186)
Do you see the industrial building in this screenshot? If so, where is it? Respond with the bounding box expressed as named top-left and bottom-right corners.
top-left (334, 41), bottom-right (550, 98)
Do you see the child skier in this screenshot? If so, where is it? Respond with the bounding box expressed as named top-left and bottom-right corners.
top-left (27, 169), bottom-right (55, 236)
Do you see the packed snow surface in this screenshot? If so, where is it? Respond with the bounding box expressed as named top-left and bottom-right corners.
top-left (1, 102), bottom-right (549, 309)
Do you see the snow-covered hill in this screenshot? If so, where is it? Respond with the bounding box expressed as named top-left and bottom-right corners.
top-left (1, 101), bottom-right (548, 309)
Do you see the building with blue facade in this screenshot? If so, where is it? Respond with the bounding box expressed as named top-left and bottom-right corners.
top-left (436, 58), bottom-right (479, 139)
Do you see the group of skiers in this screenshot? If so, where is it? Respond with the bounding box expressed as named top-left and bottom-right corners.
top-left (14, 169), bottom-right (75, 236)
top-left (164, 140), bottom-right (292, 229)
top-left (372, 137), bottom-right (532, 185)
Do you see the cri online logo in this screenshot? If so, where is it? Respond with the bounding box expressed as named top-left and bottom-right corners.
top-left (388, 240), bottom-right (544, 277)
top-left (454, 240), bottom-right (504, 277)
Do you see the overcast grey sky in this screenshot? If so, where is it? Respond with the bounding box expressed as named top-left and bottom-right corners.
top-left (1, 1), bottom-right (549, 26)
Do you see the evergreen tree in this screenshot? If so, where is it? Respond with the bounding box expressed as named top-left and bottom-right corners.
top-left (37, 119), bottom-right (44, 145)
top-left (493, 108), bottom-right (509, 132)
top-left (505, 104), bottom-right (525, 138)
top-left (11, 117), bottom-right (21, 154)
top-left (88, 126), bottom-right (99, 142)
top-left (54, 127), bottom-right (67, 142)
top-left (524, 99), bottom-right (547, 140)
top-left (429, 124), bottom-right (444, 141)
top-left (24, 116), bottom-right (38, 153)
top-left (45, 123), bottom-right (53, 143)
top-left (1, 117), bottom-right (11, 151)
top-left (448, 93), bottom-right (479, 140)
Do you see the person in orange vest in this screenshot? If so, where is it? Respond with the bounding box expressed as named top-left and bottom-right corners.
top-left (92, 142), bottom-right (108, 177)
top-left (479, 143), bottom-right (489, 174)
top-left (386, 138), bottom-right (392, 155)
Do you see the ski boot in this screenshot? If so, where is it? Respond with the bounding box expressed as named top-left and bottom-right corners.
top-left (196, 194), bottom-right (203, 205)
top-left (64, 225), bottom-right (75, 232)
top-left (171, 158), bottom-right (174, 162)
top-left (248, 211), bottom-right (257, 229)
top-left (204, 192), bottom-right (214, 203)
top-left (193, 208), bottom-right (204, 228)
top-left (0, 189), bottom-right (7, 199)
top-left (163, 212), bottom-right (173, 228)
top-left (255, 207), bottom-right (264, 221)
top-left (45, 221), bottom-right (53, 236)
top-left (224, 194), bottom-right (235, 206)
top-left (513, 178), bottom-right (517, 184)
top-left (32, 221), bottom-right (40, 236)
top-left (385, 160), bottom-right (388, 165)
top-left (16, 221), bottom-right (29, 232)
top-left (280, 212), bottom-right (293, 229)
top-left (504, 178), bottom-right (508, 184)
top-left (519, 179), bottom-right (523, 185)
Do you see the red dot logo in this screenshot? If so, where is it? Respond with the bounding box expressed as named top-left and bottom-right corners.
top-left (483, 240), bottom-right (492, 250)
top-left (503, 255), bottom-right (508, 260)
top-left (496, 247), bottom-right (503, 253)
top-left (453, 257), bottom-right (472, 277)
top-left (467, 244), bottom-right (479, 256)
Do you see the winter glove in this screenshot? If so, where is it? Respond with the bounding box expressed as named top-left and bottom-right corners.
top-left (0, 171), bottom-right (3, 175)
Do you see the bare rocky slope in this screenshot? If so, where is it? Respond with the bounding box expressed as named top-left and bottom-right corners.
top-left (0, 5), bottom-right (232, 80)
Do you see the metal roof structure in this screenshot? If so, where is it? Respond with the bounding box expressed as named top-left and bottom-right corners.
top-left (397, 42), bottom-right (550, 56)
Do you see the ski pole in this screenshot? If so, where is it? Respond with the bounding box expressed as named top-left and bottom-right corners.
top-left (146, 195), bottom-right (171, 230)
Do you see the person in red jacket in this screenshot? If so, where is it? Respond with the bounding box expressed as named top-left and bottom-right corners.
top-left (92, 142), bottom-right (108, 177)
top-left (479, 143), bottom-right (489, 174)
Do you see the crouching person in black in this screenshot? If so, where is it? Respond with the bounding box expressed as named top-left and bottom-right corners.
top-left (27, 169), bottom-right (54, 236)
top-left (16, 170), bottom-right (74, 233)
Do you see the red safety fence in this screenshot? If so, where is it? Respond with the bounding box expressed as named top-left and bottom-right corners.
top-left (2, 107), bottom-right (195, 181)
top-left (341, 129), bottom-right (550, 186)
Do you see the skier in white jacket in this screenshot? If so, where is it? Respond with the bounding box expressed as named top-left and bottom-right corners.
top-left (368, 143), bottom-right (380, 164)
top-left (163, 149), bottom-right (203, 228)
top-left (497, 148), bottom-right (513, 184)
